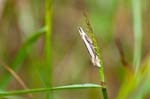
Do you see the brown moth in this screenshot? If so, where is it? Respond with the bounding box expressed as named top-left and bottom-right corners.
top-left (78, 27), bottom-right (101, 67)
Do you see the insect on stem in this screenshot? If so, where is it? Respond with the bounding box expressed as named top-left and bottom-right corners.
top-left (78, 27), bottom-right (101, 68)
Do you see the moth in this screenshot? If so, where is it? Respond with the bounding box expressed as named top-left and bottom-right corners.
top-left (78, 27), bottom-right (101, 68)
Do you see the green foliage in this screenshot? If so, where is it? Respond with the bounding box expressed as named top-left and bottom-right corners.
top-left (0, 84), bottom-right (102, 97)
top-left (0, 0), bottom-right (149, 99)
top-left (0, 27), bottom-right (46, 89)
top-left (117, 57), bottom-right (150, 99)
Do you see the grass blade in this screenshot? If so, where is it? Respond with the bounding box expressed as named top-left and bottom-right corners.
top-left (117, 56), bottom-right (150, 99)
top-left (0, 84), bottom-right (102, 97)
top-left (132, 0), bottom-right (143, 74)
top-left (83, 13), bottom-right (108, 99)
top-left (0, 27), bottom-right (46, 89)
top-left (45, 0), bottom-right (53, 98)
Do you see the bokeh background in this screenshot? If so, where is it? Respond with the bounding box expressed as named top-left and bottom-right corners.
top-left (0, 0), bottom-right (150, 99)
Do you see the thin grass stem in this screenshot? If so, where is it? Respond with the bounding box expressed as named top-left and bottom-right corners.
top-left (132, 0), bottom-right (143, 74)
top-left (0, 84), bottom-right (102, 97)
top-left (83, 13), bottom-right (108, 99)
top-left (45, 0), bottom-right (53, 98)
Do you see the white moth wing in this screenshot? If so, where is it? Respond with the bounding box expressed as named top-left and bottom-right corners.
top-left (78, 27), bottom-right (101, 68)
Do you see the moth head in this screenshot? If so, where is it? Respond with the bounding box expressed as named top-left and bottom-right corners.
top-left (78, 27), bottom-right (86, 36)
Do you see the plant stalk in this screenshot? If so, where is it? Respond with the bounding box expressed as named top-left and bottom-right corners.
top-left (83, 13), bottom-right (108, 99)
top-left (132, 0), bottom-right (142, 74)
top-left (45, 0), bottom-right (53, 98)
top-left (99, 63), bottom-right (108, 99)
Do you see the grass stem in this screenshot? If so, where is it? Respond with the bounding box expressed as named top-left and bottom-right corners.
top-left (132, 0), bottom-right (143, 74)
top-left (83, 13), bottom-right (108, 99)
top-left (99, 67), bottom-right (108, 99)
top-left (45, 0), bottom-right (53, 98)
top-left (0, 84), bottom-right (102, 97)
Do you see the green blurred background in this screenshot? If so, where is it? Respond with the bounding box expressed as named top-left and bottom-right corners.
top-left (0, 0), bottom-right (150, 99)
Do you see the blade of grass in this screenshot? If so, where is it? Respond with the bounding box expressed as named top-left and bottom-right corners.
top-left (83, 13), bottom-right (108, 99)
top-left (45, 0), bottom-right (53, 98)
top-left (117, 1), bottom-right (143, 98)
top-left (0, 90), bottom-right (26, 99)
top-left (45, 0), bottom-right (53, 87)
top-left (132, 0), bottom-right (143, 74)
top-left (117, 73), bottom-right (140, 99)
top-left (117, 56), bottom-right (150, 99)
top-left (0, 27), bottom-right (46, 89)
top-left (0, 59), bottom-right (33, 98)
top-left (0, 84), bottom-right (102, 97)
top-left (133, 56), bottom-right (150, 98)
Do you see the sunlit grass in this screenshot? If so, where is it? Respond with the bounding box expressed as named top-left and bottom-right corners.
top-left (0, 84), bottom-right (102, 97)
top-left (0, 27), bottom-right (46, 89)
top-left (132, 0), bottom-right (143, 74)
top-left (0, 0), bottom-right (149, 99)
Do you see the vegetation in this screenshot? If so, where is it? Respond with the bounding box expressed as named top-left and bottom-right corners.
top-left (0, 0), bottom-right (149, 99)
